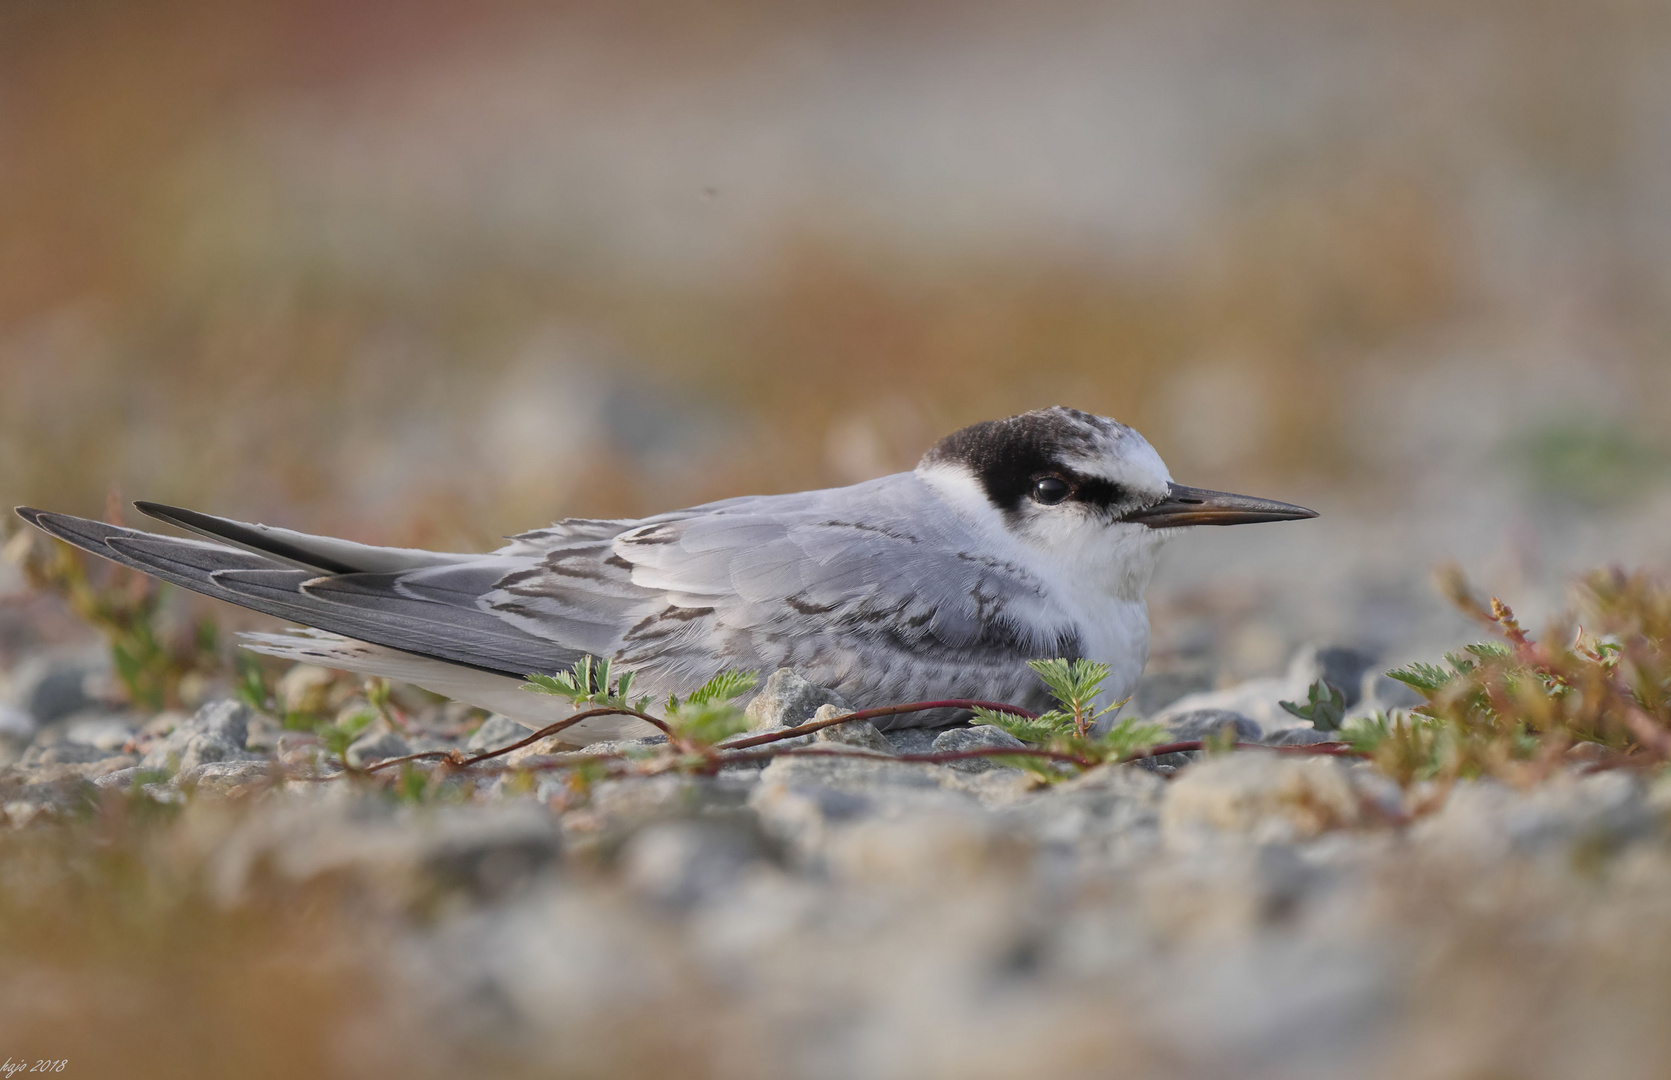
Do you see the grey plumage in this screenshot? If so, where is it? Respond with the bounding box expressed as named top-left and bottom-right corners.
top-left (17, 474), bottom-right (1077, 719)
top-left (15, 407), bottom-right (1316, 742)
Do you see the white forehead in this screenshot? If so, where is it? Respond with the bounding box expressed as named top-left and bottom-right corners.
top-left (1052, 413), bottom-right (1173, 497)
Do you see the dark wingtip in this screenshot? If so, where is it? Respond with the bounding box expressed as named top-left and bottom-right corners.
top-left (133, 500), bottom-right (183, 523)
top-left (14, 506), bottom-right (44, 527)
top-left (133, 501), bottom-right (223, 537)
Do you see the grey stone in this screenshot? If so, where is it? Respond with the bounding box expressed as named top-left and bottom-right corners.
top-left (749, 752), bottom-right (961, 853)
top-left (744, 668), bottom-right (852, 730)
top-left (811, 704), bottom-right (894, 754)
top-left (882, 727), bottom-right (940, 755)
top-left (822, 804), bottom-right (1010, 887)
top-left (7, 647), bottom-right (113, 724)
top-left (177, 760), bottom-right (276, 795)
top-left (62, 754), bottom-right (137, 779)
top-left (0, 764), bottom-right (98, 823)
top-left (20, 740), bottom-right (121, 767)
top-left (1003, 764), bottom-right (1167, 863)
top-left (930, 725), bottom-right (1028, 772)
top-left (467, 713), bottom-right (529, 753)
top-left (0, 703), bottom-right (37, 741)
top-left (140, 699), bottom-right (261, 773)
top-left (207, 799), bottom-right (562, 905)
top-left (1412, 772), bottom-right (1653, 860)
top-left (552, 774), bottom-right (756, 857)
top-left (243, 711), bottom-right (286, 752)
top-left (59, 711), bottom-right (138, 751)
top-left (502, 734), bottom-right (583, 765)
top-left (1163, 709), bottom-right (1263, 744)
top-left (506, 734), bottom-right (666, 769)
top-left (1162, 753), bottom-right (1367, 849)
top-left (93, 766), bottom-right (145, 791)
top-left (19, 714), bottom-right (139, 767)
top-left (586, 772), bottom-right (750, 820)
top-left (346, 729), bottom-right (411, 768)
top-left (619, 819), bottom-right (769, 908)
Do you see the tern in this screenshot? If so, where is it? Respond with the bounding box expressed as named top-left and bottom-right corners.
top-left (16, 407), bottom-right (1315, 743)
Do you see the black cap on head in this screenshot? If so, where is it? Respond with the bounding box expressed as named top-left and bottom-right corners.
top-left (919, 407), bottom-right (1136, 516)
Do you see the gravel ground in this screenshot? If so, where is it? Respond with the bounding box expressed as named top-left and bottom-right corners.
top-left (0, 642), bottom-right (1668, 1080)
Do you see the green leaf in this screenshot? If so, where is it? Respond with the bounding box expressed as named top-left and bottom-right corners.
top-left (667, 699), bottom-right (751, 748)
top-left (523, 656), bottom-right (646, 708)
top-left (1340, 712), bottom-right (1393, 755)
top-left (685, 669), bottom-right (760, 707)
top-left (1279, 678), bottom-right (1347, 732)
top-left (1096, 717), bottom-right (1167, 759)
top-left (1386, 661), bottom-right (1452, 696)
top-left (394, 763), bottom-right (430, 803)
top-left (318, 708), bottom-right (376, 759)
top-left (1027, 658), bottom-right (1110, 713)
top-left (233, 653), bottom-right (271, 713)
top-left (971, 706), bottom-right (1073, 746)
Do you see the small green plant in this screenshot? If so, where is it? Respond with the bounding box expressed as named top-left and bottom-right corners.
top-left (664, 669), bottom-right (760, 749)
top-left (316, 708), bottom-right (376, 763)
top-left (1338, 711), bottom-right (1443, 786)
top-left (972, 659), bottom-right (1164, 780)
top-left (232, 652), bottom-right (357, 731)
top-left (524, 657), bottom-right (758, 753)
top-left (1338, 565), bottom-right (1671, 788)
top-left (232, 652), bottom-right (271, 715)
top-left (524, 655), bottom-right (650, 711)
top-left (1280, 678), bottom-right (1347, 732)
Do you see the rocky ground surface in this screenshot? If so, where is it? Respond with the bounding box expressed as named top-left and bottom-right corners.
top-left (2, 642), bottom-right (1670, 1080)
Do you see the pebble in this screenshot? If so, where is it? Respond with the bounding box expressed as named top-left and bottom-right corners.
top-left (810, 704), bottom-right (894, 754)
top-left (619, 819), bottom-right (771, 908)
top-left (0, 651), bottom-right (1667, 1077)
top-left (1411, 771), bottom-right (1653, 860)
top-left (140, 699), bottom-right (262, 773)
top-left (1162, 709), bottom-right (1264, 744)
top-left (930, 724), bottom-right (1028, 772)
top-left (346, 728), bottom-right (412, 768)
top-left (0, 702), bottom-right (37, 741)
top-left (6, 647), bottom-right (113, 724)
top-left (744, 668), bottom-right (853, 730)
top-left (1162, 752), bottom-right (1369, 849)
top-left (466, 713), bottom-right (528, 753)
top-left (59, 711), bottom-right (138, 751)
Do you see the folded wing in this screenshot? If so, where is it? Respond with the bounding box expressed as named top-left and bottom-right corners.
top-left (15, 506), bottom-right (575, 678)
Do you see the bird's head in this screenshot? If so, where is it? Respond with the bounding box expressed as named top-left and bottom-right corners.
top-left (916, 406), bottom-right (1317, 598)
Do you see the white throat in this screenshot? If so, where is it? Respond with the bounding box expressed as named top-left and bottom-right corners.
top-left (916, 460), bottom-right (1170, 604)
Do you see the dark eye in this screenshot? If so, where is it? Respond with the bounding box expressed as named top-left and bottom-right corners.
top-left (1032, 477), bottom-right (1072, 505)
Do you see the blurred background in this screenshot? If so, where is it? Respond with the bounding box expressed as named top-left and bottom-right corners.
top-left (3, 0), bottom-right (1670, 676)
top-left (5, 8), bottom-right (1671, 1078)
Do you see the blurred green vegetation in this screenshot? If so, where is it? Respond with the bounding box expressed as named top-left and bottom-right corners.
top-left (1513, 420), bottom-right (1667, 505)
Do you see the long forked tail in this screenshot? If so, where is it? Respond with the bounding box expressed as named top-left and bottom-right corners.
top-left (13, 505), bottom-right (572, 680)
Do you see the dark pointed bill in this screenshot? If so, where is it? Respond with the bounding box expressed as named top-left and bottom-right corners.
top-left (1123, 483), bottom-right (1318, 528)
